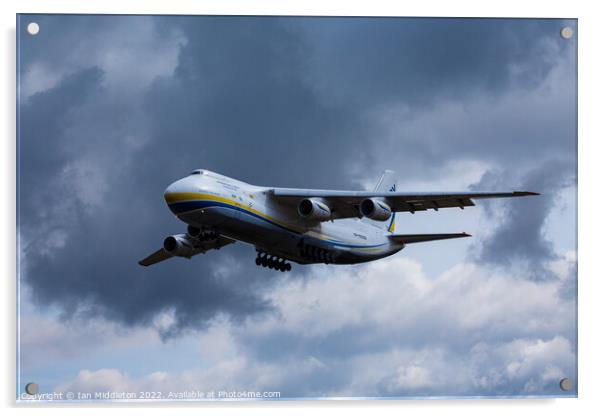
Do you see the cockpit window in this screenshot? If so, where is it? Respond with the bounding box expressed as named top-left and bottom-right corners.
top-left (189, 169), bottom-right (203, 175)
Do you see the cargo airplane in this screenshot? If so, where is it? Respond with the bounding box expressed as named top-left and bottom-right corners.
top-left (139, 169), bottom-right (538, 271)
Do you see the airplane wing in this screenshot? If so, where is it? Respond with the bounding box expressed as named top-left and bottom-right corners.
top-left (138, 248), bottom-right (173, 266)
top-left (389, 232), bottom-right (471, 244)
top-left (138, 235), bottom-right (235, 267)
top-left (270, 188), bottom-right (538, 219)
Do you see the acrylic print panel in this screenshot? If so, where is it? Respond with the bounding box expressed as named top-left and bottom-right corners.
top-left (16, 14), bottom-right (577, 401)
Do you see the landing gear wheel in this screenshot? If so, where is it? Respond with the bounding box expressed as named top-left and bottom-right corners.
top-left (254, 251), bottom-right (293, 272)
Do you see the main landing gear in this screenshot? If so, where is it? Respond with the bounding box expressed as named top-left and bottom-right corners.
top-left (187, 225), bottom-right (218, 241)
top-left (298, 239), bottom-right (333, 264)
top-left (255, 251), bottom-right (292, 272)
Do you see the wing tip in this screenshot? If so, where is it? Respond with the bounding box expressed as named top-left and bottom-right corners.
top-left (514, 191), bottom-right (540, 196)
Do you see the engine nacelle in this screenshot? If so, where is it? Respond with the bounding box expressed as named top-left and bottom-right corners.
top-left (298, 198), bottom-right (331, 221)
top-left (163, 234), bottom-right (196, 257)
top-left (359, 198), bottom-right (392, 221)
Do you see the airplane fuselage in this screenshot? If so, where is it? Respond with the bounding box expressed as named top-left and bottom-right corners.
top-left (164, 170), bottom-right (404, 265)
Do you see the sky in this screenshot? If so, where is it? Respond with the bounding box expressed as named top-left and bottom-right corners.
top-left (17, 15), bottom-right (577, 399)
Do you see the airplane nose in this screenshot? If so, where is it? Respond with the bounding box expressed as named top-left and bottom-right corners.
top-left (164, 182), bottom-right (176, 199)
top-left (164, 179), bottom-right (187, 206)
top-left (164, 184), bottom-right (175, 208)
top-left (164, 177), bottom-right (199, 215)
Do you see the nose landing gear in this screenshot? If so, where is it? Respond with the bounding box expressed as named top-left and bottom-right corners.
top-left (255, 251), bottom-right (292, 272)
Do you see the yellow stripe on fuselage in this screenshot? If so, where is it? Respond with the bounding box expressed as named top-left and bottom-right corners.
top-left (165, 192), bottom-right (228, 205)
top-left (165, 192), bottom-right (295, 232)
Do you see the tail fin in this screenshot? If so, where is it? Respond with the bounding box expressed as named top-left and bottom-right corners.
top-left (362, 170), bottom-right (397, 233)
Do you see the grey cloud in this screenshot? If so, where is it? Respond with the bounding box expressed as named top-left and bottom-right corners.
top-left (215, 254), bottom-right (576, 397)
top-left (284, 17), bottom-right (577, 190)
top-left (19, 17), bottom-right (302, 337)
top-left (44, 255), bottom-right (576, 398)
top-left (470, 160), bottom-right (576, 278)
top-left (294, 18), bottom-right (572, 108)
top-left (18, 15), bottom-right (576, 338)
top-left (142, 16), bottom-right (367, 190)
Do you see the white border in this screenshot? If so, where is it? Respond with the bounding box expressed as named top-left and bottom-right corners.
top-left (3, 0), bottom-right (600, 414)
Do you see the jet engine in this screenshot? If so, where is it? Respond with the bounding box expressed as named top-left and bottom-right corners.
top-left (163, 234), bottom-right (196, 257)
top-left (359, 198), bottom-right (392, 221)
top-left (298, 198), bottom-right (331, 221)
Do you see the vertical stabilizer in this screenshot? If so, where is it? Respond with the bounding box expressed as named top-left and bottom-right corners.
top-left (362, 170), bottom-right (397, 232)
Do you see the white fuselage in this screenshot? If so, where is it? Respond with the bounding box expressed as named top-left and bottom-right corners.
top-left (163, 170), bottom-right (404, 265)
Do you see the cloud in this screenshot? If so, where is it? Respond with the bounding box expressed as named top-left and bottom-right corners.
top-left (470, 160), bottom-right (576, 279)
top-left (349, 35), bottom-right (576, 186)
top-left (233, 255), bottom-right (575, 396)
top-left (45, 253), bottom-right (576, 397)
top-left (246, 255), bottom-right (576, 347)
top-left (56, 369), bottom-right (139, 395)
top-left (19, 16), bottom-right (299, 336)
top-left (294, 18), bottom-right (571, 109)
top-left (20, 16), bottom-right (185, 99)
top-left (53, 335), bottom-right (574, 398)
top-left (18, 311), bottom-right (164, 373)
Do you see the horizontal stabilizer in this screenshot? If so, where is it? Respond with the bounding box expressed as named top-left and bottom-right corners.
top-left (389, 232), bottom-right (471, 245)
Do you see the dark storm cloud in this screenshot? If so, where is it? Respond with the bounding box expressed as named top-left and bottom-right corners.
top-left (293, 18), bottom-right (570, 108)
top-left (470, 160), bottom-right (576, 278)
top-left (142, 16), bottom-right (366, 190)
top-left (143, 17), bottom-right (575, 188)
top-left (19, 67), bottom-right (278, 337)
top-left (19, 67), bottom-right (103, 193)
top-left (18, 15), bottom-right (576, 335)
top-left (287, 17), bottom-right (576, 185)
top-left (18, 16), bottom-right (300, 337)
